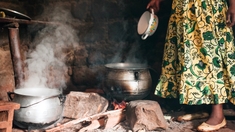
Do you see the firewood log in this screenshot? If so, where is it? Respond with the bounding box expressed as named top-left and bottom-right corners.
top-left (45, 109), bottom-right (124, 132)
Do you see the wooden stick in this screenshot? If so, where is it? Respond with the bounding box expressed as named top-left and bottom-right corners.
top-left (0, 17), bottom-right (60, 25)
top-left (45, 109), bottom-right (124, 132)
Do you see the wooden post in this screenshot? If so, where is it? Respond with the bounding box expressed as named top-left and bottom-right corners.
top-left (8, 27), bottom-right (24, 88)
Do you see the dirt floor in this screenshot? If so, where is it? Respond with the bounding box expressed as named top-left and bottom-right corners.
top-left (12, 97), bottom-right (235, 132)
top-left (12, 111), bottom-right (235, 132)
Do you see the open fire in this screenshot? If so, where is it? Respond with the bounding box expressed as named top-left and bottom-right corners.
top-left (112, 99), bottom-right (127, 110)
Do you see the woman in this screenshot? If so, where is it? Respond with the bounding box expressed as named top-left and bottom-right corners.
top-left (147, 0), bottom-right (235, 131)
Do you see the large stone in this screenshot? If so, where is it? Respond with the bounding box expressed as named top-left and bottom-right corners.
top-left (126, 100), bottom-right (168, 131)
top-left (63, 91), bottom-right (109, 119)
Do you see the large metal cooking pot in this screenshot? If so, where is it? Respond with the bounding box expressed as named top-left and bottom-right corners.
top-left (8, 88), bottom-right (65, 128)
top-left (103, 63), bottom-right (152, 101)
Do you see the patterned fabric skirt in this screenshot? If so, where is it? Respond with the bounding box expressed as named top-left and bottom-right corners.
top-left (155, 0), bottom-right (235, 105)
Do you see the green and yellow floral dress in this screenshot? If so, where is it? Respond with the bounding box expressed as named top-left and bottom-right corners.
top-left (155, 0), bottom-right (235, 105)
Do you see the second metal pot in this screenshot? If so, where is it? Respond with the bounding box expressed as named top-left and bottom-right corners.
top-left (103, 63), bottom-right (152, 101)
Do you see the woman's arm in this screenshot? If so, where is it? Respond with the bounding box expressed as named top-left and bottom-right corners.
top-left (147, 0), bottom-right (163, 13)
top-left (227, 0), bottom-right (235, 27)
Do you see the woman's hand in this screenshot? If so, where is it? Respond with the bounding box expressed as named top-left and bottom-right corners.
top-left (227, 0), bottom-right (235, 27)
top-left (147, 0), bottom-right (163, 13)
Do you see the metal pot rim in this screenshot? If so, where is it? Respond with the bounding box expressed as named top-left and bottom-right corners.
top-left (105, 62), bottom-right (148, 70)
top-left (13, 88), bottom-right (61, 97)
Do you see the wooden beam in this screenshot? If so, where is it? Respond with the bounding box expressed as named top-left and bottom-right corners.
top-left (0, 17), bottom-right (60, 25)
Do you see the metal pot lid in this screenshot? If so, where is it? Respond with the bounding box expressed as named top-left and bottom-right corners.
top-left (0, 7), bottom-right (31, 20)
top-left (105, 63), bottom-right (148, 70)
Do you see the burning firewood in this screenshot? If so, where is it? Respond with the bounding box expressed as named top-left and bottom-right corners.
top-left (112, 99), bottom-right (127, 110)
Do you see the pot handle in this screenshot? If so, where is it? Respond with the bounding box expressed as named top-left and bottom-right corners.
top-left (58, 94), bottom-right (66, 105)
top-left (134, 71), bottom-right (139, 80)
top-left (148, 67), bottom-right (158, 73)
top-left (20, 95), bottom-right (65, 108)
top-left (141, 34), bottom-right (148, 40)
top-left (7, 92), bottom-right (14, 101)
top-left (150, 8), bottom-right (155, 15)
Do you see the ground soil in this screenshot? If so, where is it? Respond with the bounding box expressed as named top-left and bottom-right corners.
top-left (12, 97), bottom-right (235, 132)
top-left (12, 110), bottom-right (235, 132)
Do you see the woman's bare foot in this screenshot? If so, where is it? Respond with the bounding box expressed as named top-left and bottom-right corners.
top-left (197, 104), bottom-right (226, 131)
top-left (205, 104), bottom-right (224, 125)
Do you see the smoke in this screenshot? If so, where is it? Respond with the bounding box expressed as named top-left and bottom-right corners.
top-left (21, 6), bottom-right (78, 90)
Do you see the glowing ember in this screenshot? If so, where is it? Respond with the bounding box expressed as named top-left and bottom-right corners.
top-left (112, 100), bottom-right (126, 110)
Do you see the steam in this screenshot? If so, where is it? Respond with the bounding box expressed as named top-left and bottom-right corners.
top-left (109, 41), bottom-right (147, 64)
top-left (107, 18), bottom-right (147, 65)
top-left (21, 6), bottom-right (78, 90)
